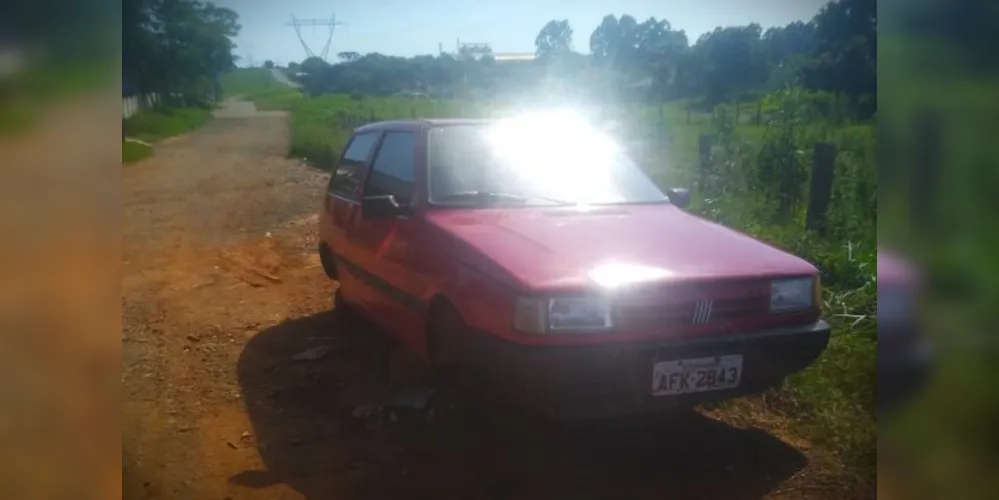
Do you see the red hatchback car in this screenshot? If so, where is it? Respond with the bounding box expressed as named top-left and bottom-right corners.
top-left (318, 114), bottom-right (831, 419)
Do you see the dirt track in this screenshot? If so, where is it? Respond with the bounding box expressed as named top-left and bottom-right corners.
top-left (122, 100), bottom-right (862, 500)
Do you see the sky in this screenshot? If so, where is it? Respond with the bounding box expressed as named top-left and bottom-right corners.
top-left (215, 0), bottom-right (829, 67)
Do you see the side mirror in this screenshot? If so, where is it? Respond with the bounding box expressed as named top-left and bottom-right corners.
top-left (361, 195), bottom-right (409, 218)
top-left (667, 188), bottom-right (690, 209)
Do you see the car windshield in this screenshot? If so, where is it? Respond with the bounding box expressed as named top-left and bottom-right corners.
top-left (426, 113), bottom-right (669, 207)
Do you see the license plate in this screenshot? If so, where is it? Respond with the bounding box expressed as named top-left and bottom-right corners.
top-left (651, 355), bottom-right (743, 396)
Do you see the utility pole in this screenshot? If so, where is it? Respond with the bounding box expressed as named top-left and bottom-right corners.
top-left (286, 14), bottom-right (346, 62)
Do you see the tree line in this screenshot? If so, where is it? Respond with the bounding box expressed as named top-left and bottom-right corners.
top-left (291, 0), bottom-right (874, 118)
top-left (122, 0), bottom-right (241, 104)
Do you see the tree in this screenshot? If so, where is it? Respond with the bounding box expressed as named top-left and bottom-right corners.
top-left (263, 60), bottom-right (274, 68)
top-left (633, 18), bottom-right (688, 95)
top-left (761, 21), bottom-right (816, 89)
top-left (691, 24), bottom-right (768, 104)
top-left (590, 15), bottom-right (622, 64)
top-left (535, 20), bottom-right (573, 61)
top-left (300, 56), bottom-right (330, 75)
top-left (282, 1), bottom-right (878, 117)
top-left (762, 21), bottom-right (816, 65)
top-left (802, 0), bottom-right (876, 116)
top-left (122, 0), bottom-right (241, 104)
top-left (337, 51), bottom-right (360, 63)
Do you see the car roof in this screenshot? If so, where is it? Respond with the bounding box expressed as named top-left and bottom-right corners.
top-left (355, 118), bottom-right (493, 133)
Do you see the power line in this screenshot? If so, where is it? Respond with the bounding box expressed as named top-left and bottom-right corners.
top-left (285, 14), bottom-right (346, 62)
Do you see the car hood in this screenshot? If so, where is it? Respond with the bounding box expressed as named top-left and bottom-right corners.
top-left (425, 204), bottom-right (817, 292)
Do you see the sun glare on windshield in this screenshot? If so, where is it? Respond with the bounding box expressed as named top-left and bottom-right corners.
top-left (427, 109), bottom-right (668, 207)
top-left (485, 110), bottom-right (620, 205)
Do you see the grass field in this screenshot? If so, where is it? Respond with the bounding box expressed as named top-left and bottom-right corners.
top-left (122, 140), bottom-right (154, 164)
top-left (219, 68), bottom-right (287, 98)
top-left (123, 107), bottom-right (213, 143)
top-left (220, 68), bottom-right (879, 488)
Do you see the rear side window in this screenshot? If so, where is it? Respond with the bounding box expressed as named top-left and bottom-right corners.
top-left (366, 132), bottom-right (416, 203)
top-left (329, 132), bottom-right (379, 200)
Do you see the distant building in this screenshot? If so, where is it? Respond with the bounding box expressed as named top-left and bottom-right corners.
top-left (493, 52), bottom-right (536, 63)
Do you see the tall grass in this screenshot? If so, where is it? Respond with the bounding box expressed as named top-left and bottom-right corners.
top-left (684, 95), bottom-right (877, 483)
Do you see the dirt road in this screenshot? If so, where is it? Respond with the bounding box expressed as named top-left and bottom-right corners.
top-left (271, 68), bottom-right (302, 88)
top-left (122, 100), bottom-right (861, 500)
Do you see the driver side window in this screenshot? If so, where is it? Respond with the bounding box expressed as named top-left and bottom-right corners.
top-left (366, 132), bottom-right (416, 203)
top-left (329, 132), bottom-right (379, 201)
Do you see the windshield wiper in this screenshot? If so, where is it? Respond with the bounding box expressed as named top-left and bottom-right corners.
top-left (437, 190), bottom-right (529, 204)
top-left (438, 191), bottom-right (574, 206)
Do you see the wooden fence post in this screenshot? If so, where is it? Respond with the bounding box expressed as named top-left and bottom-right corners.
top-left (805, 142), bottom-right (837, 236)
top-left (756, 102), bottom-right (763, 125)
top-left (698, 134), bottom-right (715, 190)
top-left (911, 111), bottom-right (941, 230)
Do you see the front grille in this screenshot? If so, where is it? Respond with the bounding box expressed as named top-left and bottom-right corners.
top-left (612, 279), bottom-right (770, 330)
top-left (615, 295), bottom-right (767, 329)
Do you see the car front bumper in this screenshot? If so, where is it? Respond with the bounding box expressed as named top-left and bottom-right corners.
top-left (464, 320), bottom-right (832, 420)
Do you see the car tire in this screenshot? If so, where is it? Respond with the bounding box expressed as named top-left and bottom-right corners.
top-left (332, 282), bottom-right (354, 318)
top-left (426, 301), bottom-right (467, 383)
top-left (318, 243), bottom-right (337, 280)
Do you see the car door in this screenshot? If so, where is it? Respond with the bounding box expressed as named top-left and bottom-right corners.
top-left (324, 132), bottom-right (381, 307)
top-left (354, 130), bottom-right (424, 349)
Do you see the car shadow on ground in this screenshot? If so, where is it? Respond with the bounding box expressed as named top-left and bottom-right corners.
top-left (235, 310), bottom-right (808, 500)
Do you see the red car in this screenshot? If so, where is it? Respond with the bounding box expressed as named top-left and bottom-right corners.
top-left (318, 115), bottom-right (831, 419)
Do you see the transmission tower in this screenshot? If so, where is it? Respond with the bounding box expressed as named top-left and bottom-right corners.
top-left (286, 14), bottom-right (345, 62)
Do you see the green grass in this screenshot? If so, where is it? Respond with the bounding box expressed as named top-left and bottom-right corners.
top-left (122, 140), bottom-right (154, 164)
top-left (689, 191), bottom-right (877, 485)
top-left (123, 107), bottom-right (213, 143)
top-left (219, 68), bottom-right (284, 98)
top-left (0, 100), bottom-right (37, 136)
top-left (245, 87), bottom-right (305, 111)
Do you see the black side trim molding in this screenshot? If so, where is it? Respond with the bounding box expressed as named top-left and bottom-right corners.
top-left (329, 250), bottom-right (425, 312)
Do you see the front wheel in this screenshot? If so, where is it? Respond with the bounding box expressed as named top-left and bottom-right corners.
top-left (426, 302), bottom-right (469, 384)
top-left (332, 281), bottom-right (355, 321)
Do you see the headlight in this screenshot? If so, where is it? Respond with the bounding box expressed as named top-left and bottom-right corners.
top-left (512, 296), bottom-right (613, 334)
top-left (770, 277), bottom-right (815, 313)
top-left (549, 297), bottom-right (613, 331)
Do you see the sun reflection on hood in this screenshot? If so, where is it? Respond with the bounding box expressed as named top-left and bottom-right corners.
top-left (588, 261), bottom-right (674, 289)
